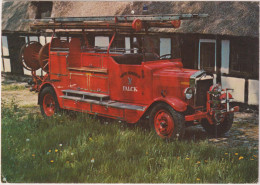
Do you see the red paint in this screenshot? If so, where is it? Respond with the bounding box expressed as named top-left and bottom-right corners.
top-left (154, 109), bottom-right (174, 138)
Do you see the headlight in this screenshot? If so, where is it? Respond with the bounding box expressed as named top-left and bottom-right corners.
top-left (184, 87), bottom-right (193, 100)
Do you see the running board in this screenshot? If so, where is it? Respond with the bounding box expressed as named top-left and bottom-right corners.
top-left (60, 95), bottom-right (146, 111)
top-left (62, 89), bottom-right (109, 101)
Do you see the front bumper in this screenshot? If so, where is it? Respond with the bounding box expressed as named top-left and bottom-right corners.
top-left (185, 88), bottom-right (239, 124)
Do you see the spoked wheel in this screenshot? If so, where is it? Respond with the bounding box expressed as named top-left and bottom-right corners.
top-left (39, 87), bottom-right (60, 117)
top-left (149, 103), bottom-right (185, 140)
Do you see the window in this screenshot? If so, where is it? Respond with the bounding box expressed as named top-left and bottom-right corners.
top-left (198, 39), bottom-right (216, 72)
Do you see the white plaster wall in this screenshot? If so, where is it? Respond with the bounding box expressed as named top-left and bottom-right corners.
top-left (221, 76), bottom-right (245, 103)
top-left (213, 74), bottom-right (217, 85)
top-left (30, 36), bottom-right (38, 42)
top-left (2, 59), bottom-right (11, 72)
top-left (248, 80), bottom-right (259, 105)
top-left (95, 36), bottom-right (109, 47)
top-left (125, 37), bottom-right (130, 53)
top-left (160, 38), bottom-right (171, 56)
top-left (39, 36), bottom-right (46, 45)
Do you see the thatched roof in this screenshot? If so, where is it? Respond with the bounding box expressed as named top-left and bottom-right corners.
top-left (2, 1), bottom-right (259, 38)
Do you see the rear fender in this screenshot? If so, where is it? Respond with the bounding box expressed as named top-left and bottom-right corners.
top-left (150, 97), bottom-right (188, 112)
top-left (38, 82), bottom-right (63, 107)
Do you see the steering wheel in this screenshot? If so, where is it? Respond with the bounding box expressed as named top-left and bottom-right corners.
top-left (159, 54), bottom-right (172, 60)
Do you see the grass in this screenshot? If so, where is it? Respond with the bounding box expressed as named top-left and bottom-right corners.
top-left (1, 100), bottom-right (259, 183)
top-left (2, 84), bottom-right (26, 91)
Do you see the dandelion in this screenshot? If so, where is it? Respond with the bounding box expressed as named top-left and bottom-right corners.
top-left (50, 160), bottom-right (54, 163)
top-left (91, 158), bottom-right (95, 163)
top-left (196, 178), bottom-right (200, 181)
top-left (71, 153), bottom-right (74, 156)
top-left (250, 158), bottom-right (254, 161)
top-left (89, 138), bottom-right (93, 141)
top-left (186, 157), bottom-right (190, 160)
top-left (146, 151), bottom-right (148, 155)
top-left (26, 138), bottom-right (30, 142)
top-left (66, 161), bottom-right (70, 164)
top-left (55, 149), bottom-right (58, 152)
top-left (239, 156), bottom-right (244, 160)
top-left (204, 160), bottom-right (208, 163)
top-left (235, 153), bottom-right (238, 156)
top-left (48, 150), bottom-right (52, 153)
top-left (196, 161), bottom-right (201, 164)
top-left (253, 155), bottom-right (257, 158)
top-left (32, 154), bottom-right (35, 157)
top-left (59, 144), bottom-right (63, 147)
top-left (225, 153), bottom-right (228, 155)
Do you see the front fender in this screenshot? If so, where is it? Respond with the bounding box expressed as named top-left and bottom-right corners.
top-left (153, 97), bottom-right (187, 112)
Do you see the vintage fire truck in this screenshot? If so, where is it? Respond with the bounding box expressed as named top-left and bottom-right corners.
top-left (20, 14), bottom-right (239, 139)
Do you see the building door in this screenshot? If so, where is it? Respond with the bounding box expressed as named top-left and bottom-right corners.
top-left (198, 39), bottom-right (216, 72)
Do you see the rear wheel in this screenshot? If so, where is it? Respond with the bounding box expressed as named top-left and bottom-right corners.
top-left (201, 113), bottom-right (234, 137)
top-left (149, 103), bottom-right (185, 140)
top-left (39, 87), bottom-right (60, 117)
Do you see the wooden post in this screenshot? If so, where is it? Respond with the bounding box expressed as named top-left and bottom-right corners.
top-left (216, 36), bottom-right (221, 84)
top-left (7, 34), bottom-right (25, 75)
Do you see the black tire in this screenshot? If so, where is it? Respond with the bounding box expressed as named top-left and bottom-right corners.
top-left (39, 86), bottom-right (60, 117)
top-left (149, 103), bottom-right (185, 140)
top-left (201, 113), bottom-right (234, 137)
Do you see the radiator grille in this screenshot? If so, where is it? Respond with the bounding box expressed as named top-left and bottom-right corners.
top-left (195, 79), bottom-right (213, 107)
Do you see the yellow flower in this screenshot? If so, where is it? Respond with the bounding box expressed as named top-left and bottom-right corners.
top-left (146, 151), bottom-right (148, 155)
top-left (239, 156), bottom-right (244, 160)
top-left (48, 150), bottom-right (51, 153)
top-left (32, 154), bottom-right (35, 157)
top-left (89, 138), bottom-right (93, 141)
top-left (225, 153), bottom-right (228, 155)
top-left (235, 153), bottom-right (238, 156)
top-left (50, 160), bottom-right (54, 163)
top-left (55, 149), bottom-right (58, 152)
top-left (253, 155), bottom-right (257, 158)
top-left (66, 161), bottom-right (70, 164)
top-left (204, 160), bottom-right (208, 163)
top-left (186, 158), bottom-right (190, 160)
top-left (250, 158), bottom-right (254, 161)
top-left (196, 161), bottom-right (201, 164)
top-left (196, 178), bottom-right (200, 181)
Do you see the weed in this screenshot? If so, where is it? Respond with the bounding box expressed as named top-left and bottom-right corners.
top-left (1, 102), bottom-right (258, 183)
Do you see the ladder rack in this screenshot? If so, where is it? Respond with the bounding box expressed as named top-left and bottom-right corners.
top-left (29, 14), bottom-right (208, 31)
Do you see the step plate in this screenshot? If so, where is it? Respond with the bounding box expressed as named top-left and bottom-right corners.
top-left (60, 95), bottom-right (146, 111)
top-left (62, 89), bottom-right (109, 99)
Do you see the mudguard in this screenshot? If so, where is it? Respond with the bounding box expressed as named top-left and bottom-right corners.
top-left (152, 97), bottom-right (188, 112)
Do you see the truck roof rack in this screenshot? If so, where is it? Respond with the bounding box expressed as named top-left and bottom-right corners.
top-left (29, 14), bottom-right (208, 32)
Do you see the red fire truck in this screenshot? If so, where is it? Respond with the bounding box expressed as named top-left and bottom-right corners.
top-left (20, 14), bottom-right (239, 139)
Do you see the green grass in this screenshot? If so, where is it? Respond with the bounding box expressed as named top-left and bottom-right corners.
top-left (2, 84), bottom-right (26, 91)
top-left (1, 100), bottom-right (258, 183)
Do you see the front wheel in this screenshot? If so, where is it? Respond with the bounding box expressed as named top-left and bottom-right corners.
top-left (39, 86), bottom-right (60, 117)
top-left (149, 103), bottom-right (185, 140)
top-left (201, 113), bottom-right (234, 137)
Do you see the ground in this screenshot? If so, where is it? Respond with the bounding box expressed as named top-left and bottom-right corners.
top-left (1, 73), bottom-right (258, 150)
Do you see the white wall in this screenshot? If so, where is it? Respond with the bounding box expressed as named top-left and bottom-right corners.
top-left (248, 80), bottom-right (259, 105)
top-left (2, 36), bottom-right (11, 72)
top-left (125, 37), bottom-right (131, 53)
top-left (160, 38), bottom-right (171, 56)
top-left (95, 36), bottom-right (109, 47)
top-left (221, 76), bottom-right (245, 103)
